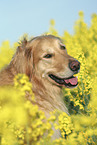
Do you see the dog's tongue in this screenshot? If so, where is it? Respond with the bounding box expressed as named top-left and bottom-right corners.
top-left (64, 77), bottom-right (78, 85)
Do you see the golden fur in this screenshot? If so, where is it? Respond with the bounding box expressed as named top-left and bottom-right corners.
top-left (0, 35), bottom-right (79, 117)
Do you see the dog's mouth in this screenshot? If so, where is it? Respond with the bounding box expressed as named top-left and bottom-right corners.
top-left (48, 74), bottom-right (78, 88)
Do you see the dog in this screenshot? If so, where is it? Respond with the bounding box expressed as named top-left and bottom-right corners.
top-left (0, 35), bottom-right (80, 115)
top-left (0, 35), bottom-right (80, 138)
top-left (0, 35), bottom-right (80, 139)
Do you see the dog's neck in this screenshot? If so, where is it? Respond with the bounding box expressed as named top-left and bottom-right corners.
top-left (0, 63), bottom-right (69, 117)
top-left (31, 74), bottom-right (69, 117)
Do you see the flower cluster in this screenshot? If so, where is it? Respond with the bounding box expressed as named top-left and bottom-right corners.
top-left (55, 112), bottom-right (74, 138)
top-left (0, 74), bottom-right (53, 145)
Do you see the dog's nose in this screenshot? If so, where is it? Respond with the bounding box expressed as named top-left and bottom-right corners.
top-left (69, 60), bottom-right (80, 71)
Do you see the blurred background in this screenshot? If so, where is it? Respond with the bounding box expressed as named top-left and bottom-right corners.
top-left (0, 0), bottom-right (97, 44)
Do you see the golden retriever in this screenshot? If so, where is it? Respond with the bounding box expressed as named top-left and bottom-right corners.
top-left (0, 35), bottom-right (80, 116)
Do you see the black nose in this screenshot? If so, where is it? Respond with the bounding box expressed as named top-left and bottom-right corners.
top-left (69, 60), bottom-right (80, 71)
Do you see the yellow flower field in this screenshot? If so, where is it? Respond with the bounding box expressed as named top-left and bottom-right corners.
top-left (0, 11), bottom-right (97, 145)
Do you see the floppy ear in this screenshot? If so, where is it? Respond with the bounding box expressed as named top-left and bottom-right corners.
top-left (24, 44), bottom-right (34, 80)
top-left (17, 38), bottom-right (35, 80)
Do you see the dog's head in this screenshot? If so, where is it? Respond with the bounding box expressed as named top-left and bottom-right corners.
top-left (19, 35), bottom-right (80, 88)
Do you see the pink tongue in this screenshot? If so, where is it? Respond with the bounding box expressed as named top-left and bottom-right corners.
top-left (64, 77), bottom-right (78, 85)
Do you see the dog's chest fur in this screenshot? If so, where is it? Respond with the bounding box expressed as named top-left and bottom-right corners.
top-left (31, 76), bottom-right (69, 118)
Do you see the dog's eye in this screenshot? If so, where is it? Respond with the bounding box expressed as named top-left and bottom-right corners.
top-left (44, 54), bottom-right (53, 58)
top-left (61, 45), bottom-right (66, 50)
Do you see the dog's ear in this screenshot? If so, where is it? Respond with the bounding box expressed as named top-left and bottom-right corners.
top-left (25, 46), bottom-right (32, 60)
top-left (17, 38), bottom-right (35, 80)
top-left (17, 38), bottom-right (28, 52)
top-left (24, 42), bottom-right (34, 80)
